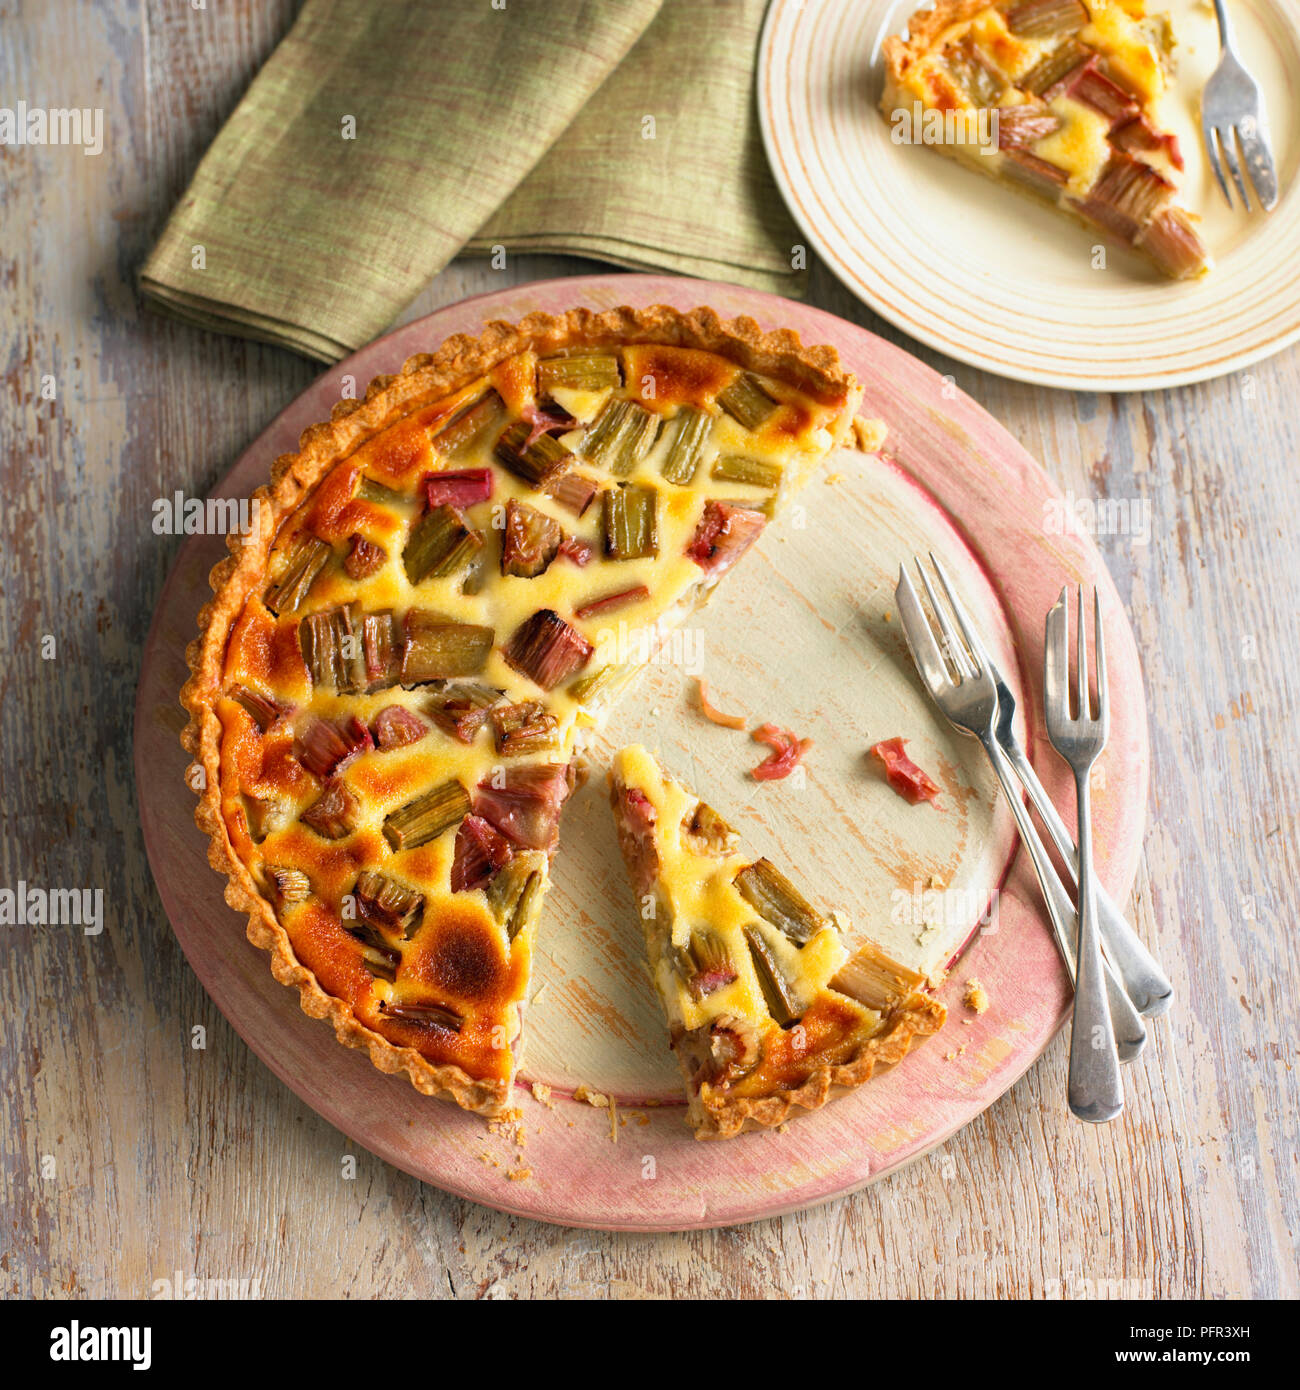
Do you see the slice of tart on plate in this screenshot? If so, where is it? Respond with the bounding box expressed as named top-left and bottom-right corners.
top-left (181, 305), bottom-right (870, 1118)
top-left (608, 745), bottom-right (947, 1139)
top-left (881, 0), bottom-right (1211, 279)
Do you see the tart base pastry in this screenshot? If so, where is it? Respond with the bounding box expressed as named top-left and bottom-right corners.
top-left (881, 0), bottom-right (1210, 279)
top-left (609, 745), bottom-right (947, 1139)
top-left (181, 305), bottom-right (867, 1117)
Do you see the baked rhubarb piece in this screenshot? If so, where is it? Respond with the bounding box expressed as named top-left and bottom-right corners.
top-left (181, 306), bottom-right (870, 1117)
top-left (609, 746), bottom-right (946, 1138)
top-left (881, 0), bottom-right (1210, 278)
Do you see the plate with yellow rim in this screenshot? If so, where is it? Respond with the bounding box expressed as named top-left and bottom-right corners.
top-left (759, 0), bottom-right (1300, 390)
top-left (135, 274), bottom-right (1149, 1230)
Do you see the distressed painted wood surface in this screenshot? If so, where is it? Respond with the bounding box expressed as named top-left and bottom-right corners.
top-left (1, 0), bottom-right (1296, 1298)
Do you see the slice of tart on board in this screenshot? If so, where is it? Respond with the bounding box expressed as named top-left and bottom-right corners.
top-left (181, 305), bottom-right (869, 1118)
top-left (608, 745), bottom-right (947, 1139)
top-left (881, 0), bottom-right (1211, 279)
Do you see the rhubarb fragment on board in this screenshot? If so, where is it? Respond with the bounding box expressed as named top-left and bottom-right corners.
top-left (696, 678), bottom-right (745, 730)
top-left (749, 724), bottom-right (812, 782)
top-left (871, 737), bottom-right (942, 806)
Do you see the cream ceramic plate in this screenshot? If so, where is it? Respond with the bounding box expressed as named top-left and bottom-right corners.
top-left (759, 0), bottom-right (1300, 390)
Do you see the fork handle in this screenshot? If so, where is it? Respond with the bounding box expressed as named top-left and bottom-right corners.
top-left (980, 734), bottom-right (1147, 1061)
top-left (1068, 771), bottom-right (1124, 1123)
top-left (999, 734), bottom-right (1173, 1017)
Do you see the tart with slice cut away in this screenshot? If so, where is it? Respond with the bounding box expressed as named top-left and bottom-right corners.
top-left (608, 745), bottom-right (947, 1139)
top-left (881, 0), bottom-right (1211, 279)
top-left (181, 305), bottom-right (868, 1118)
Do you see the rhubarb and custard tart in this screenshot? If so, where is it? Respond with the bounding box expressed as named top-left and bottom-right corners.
top-left (609, 746), bottom-right (946, 1138)
top-left (181, 306), bottom-right (868, 1118)
top-left (882, 0), bottom-right (1210, 278)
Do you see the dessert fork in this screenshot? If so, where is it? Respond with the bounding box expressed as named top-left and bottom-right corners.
top-left (895, 559), bottom-right (1146, 1063)
top-left (927, 564), bottom-right (1172, 1018)
top-left (1044, 586), bottom-right (1122, 1124)
top-left (1202, 0), bottom-right (1279, 211)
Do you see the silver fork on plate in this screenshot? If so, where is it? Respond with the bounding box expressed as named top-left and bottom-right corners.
top-left (895, 558), bottom-right (1147, 1063)
top-left (1202, 0), bottom-right (1279, 211)
top-left (1044, 587), bottom-right (1122, 1124)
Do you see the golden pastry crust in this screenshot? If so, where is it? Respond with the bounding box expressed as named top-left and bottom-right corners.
top-left (687, 982), bottom-right (947, 1140)
top-left (181, 305), bottom-right (861, 1117)
top-left (881, 0), bottom-right (991, 97)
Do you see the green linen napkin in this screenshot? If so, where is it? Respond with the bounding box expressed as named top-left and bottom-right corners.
top-left (140, 0), bottom-right (806, 363)
top-left (466, 0), bottom-right (803, 293)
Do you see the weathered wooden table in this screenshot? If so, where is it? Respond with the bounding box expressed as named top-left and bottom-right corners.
top-left (2, 2), bottom-right (1295, 1300)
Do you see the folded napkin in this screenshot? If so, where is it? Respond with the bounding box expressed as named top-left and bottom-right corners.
top-left (140, 0), bottom-right (805, 363)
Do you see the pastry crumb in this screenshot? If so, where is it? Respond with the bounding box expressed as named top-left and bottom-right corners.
top-left (506, 1167), bottom-right (532, 1182)
top-left (488, 1109), bottom-right (526, 1146)
top-left (572, 1084), bottom-right (622, 1141)
top-left (963, 978), bottom-right (990, 1014)
top-left (851, 417), bottom-right (886, 452)
top-left (944, 1044), bottom-right (969, 1062)
top-left (530, 1081), bottom-right (555, 1108)
top-left (824, 471), bottom-right (844, 485)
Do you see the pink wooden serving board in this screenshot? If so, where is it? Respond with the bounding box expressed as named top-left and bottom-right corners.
top-left (133, 275), bottom-right (1149, 1230)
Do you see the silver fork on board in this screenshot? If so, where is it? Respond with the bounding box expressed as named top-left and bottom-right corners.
top-left (1044, 587), bottom-right (1122, 1124)
top-left (895, 558), bottom-right (1147, 1064)
top-left (981, 607), bottom-right (1171, 1017)
top-left (1202, 0), bottom-right (1279, 211)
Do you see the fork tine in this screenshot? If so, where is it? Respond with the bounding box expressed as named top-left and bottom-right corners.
top-left (929, 551), bottom-right (994, 673)
top-left (895, 565), bottom-right (952, 692)
top-left (916, 560), bottom-right (976, 679)
top-left (1204, 123), bottom-right (1233, 207)
top-left (1076, 584), bottom-right (1088, 719)
top-left (1093, 587), bottom-right (1108, 730)
top-left (1218, 126), bottom-right (1253, 210)
top-left (1238, 121), bottom-right (1279, 211)
top-left (1045, 586), bottom-right (1069, 713)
